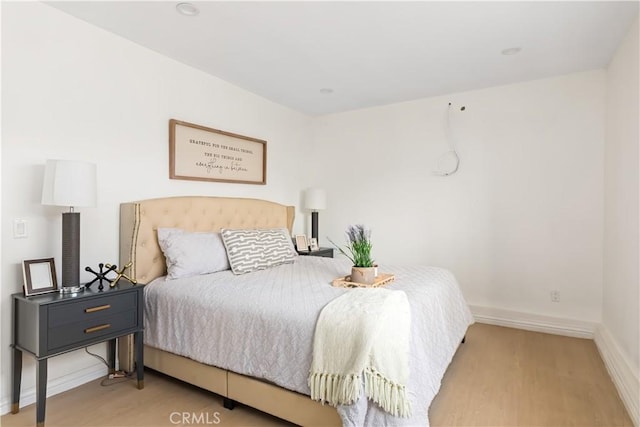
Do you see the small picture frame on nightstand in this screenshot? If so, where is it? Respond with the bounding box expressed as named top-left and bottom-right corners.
top-left (309, 238), bottom-right (319, 251)
top-left (295, 235), bottom-right (308, 251)
top-left (22, 258), bottom-right (58, 296)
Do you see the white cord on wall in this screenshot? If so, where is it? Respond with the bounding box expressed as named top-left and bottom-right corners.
top-left (433, 102), bottom-right (465, 176)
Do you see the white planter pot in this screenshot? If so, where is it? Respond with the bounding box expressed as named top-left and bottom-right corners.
top-left (351, 266), bottom-right (376, 285)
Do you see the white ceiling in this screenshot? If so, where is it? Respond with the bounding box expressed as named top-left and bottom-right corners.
top-left (47, 1), bottom-right (638, 116)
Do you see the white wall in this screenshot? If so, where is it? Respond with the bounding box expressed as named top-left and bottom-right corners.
top-left (310, 71), bottom-right (605, 323)
top-left (1, 0), bottom-right (634, 421)
top-left (1, 2), bottom-right (312, 412)
top-left (602, 15), bottom-right (639, 424)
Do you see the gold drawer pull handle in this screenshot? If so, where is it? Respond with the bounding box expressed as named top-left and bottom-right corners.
top-left (85, 304), bottom-right (111, 313)
top-left (85, 324), bottom-right (111, 334)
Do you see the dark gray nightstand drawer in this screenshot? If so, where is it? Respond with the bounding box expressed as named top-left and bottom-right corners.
top-left (48, 292), bottom-right (137, 328)
top-left (48, 309), bottom-right (138, 352)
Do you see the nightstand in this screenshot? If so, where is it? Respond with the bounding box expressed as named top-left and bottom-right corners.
top-left (11, 281), bottom-right (144, 427)
top-left (297, 247), bottom-right (334, 258)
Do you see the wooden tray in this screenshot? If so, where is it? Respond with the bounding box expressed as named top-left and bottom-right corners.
top-left (332, 273), bottom-right (395, 288)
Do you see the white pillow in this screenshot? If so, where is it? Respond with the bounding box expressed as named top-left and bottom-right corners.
top-left (157, 228), bottom-right (230, 279)
top-left (221, 228), bottom-right (296, 275)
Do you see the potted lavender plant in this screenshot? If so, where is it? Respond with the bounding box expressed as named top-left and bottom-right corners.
top-left (329, 225), bottom-right (376, 285)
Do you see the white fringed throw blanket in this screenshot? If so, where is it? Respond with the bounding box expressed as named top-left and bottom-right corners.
top-left (309, 288), bottom-right (412, 417)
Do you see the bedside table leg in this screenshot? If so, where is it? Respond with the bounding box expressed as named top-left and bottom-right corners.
top-left (36, 359), bottom-right (47, 426)
top-left (135, 330), bottom-right (144, 389)
top-left (107, 339), bottom-right (116, 374)
top-left (11, 346), bottom-right (22, 414)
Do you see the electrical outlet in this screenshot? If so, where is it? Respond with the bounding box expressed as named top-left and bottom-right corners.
top-left (550, 290), bottom-right (560, 303)
top-left (13, 219), bottom-right (27, 238)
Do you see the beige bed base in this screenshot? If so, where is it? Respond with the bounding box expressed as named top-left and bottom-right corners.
top-left (119, 196), bottom-right (341, 426)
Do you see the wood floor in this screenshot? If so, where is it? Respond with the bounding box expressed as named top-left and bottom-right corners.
top-left (3, 323), bottom-right (632, 427)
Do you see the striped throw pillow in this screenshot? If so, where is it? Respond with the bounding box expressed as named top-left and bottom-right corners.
top-left (221, 228), bottom-right (296, 275)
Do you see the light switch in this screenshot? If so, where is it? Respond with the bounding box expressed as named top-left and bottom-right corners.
top-left (13, 219), bottom-right (27, 238)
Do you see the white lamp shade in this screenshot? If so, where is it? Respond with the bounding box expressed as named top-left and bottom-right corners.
top-left (42, 159), bottom-right (97, 208)
top-left (304, 188), bottom-right (326, 211)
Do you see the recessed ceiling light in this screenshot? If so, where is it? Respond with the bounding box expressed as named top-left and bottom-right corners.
top-left (501, 47), bottom-right (522, 56)
top-left (176, 3), bottom-right (199, 16)
top-left (319, 88), bottom-right (333, 94)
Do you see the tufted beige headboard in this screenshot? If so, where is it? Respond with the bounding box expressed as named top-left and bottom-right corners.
top-left (119, 196), bottom-right (295, 284)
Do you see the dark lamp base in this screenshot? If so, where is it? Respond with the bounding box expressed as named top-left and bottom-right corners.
top-left (311, 211), bottom-right (319, 240)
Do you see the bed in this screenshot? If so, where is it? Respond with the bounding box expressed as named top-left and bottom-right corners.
top-left (119, 196), bottom-right (473, 426)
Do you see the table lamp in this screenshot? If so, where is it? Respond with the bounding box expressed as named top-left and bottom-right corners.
top-left (42, 160), bottom-right (97, 293)
top-left (304, 188), bottom-right (326, 241)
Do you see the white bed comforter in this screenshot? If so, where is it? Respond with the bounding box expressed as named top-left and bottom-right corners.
top-left (144, 256), bottom-right (474, 426)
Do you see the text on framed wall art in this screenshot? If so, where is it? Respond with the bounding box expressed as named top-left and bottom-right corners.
top-left (169, 119), bottom-right (267, 185)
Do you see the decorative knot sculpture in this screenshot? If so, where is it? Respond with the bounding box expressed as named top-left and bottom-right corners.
top-left (107, 262), bottom-right (137, 288)
top-left (85, 261), bottom-right (137, 291)
top-left (85, 263), bottom-right (118, 291)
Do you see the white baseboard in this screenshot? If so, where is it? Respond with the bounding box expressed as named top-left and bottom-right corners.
top-left (470, 305), bottom-right (596, 338)
top-left (0, 362), bottom-right (106, 416)
top-left (594, 324), bottom-right (640, 427)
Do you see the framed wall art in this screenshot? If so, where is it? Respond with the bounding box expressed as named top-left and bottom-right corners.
top-left (309, 237), bottom-right (319, 251)
top-left (23, 258), bottom-right (58, 296)
top-left (169, 119), bottom-right (267, 185)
